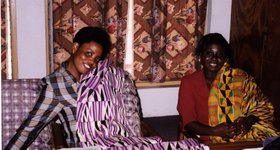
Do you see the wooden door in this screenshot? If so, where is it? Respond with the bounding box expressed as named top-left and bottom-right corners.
top-left (230, 0), bottom-right (280, 128)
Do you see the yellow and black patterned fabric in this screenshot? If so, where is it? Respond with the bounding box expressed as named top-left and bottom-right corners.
top-left (208, 63), bottom-right (279, 143)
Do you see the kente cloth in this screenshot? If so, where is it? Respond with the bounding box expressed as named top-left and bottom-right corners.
top-left (76, 59), bottom-right (206, 149)
top-left (208, 63), bottom-right (280, 143)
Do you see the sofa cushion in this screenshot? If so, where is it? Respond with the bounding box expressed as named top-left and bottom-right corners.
top-left (2, 79), bottom-right (53, 149)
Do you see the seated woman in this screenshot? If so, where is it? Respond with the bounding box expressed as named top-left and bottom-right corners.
top-left (177, 33), bottom-right (279, 143)
top-left (76, 29), bottom-right (206, 149)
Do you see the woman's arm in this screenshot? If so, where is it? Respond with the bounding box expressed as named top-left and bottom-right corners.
top-left (5, 79), bottom-right (62, 150)
top-left (241, 74), bottom-right (273, 121)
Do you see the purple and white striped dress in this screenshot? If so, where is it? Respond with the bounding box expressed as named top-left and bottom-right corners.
top-left (77, 59), bottom-right (206, 150)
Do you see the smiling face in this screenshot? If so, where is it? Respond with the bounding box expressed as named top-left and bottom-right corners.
top-left (67, 41), bottom-right (103, 80)
top-left (200, 43), bottom-right (227, 73)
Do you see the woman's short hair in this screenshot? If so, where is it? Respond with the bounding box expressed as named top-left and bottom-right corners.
top-left (195, 33), bottom-right (233, 65)
top-left (73, 26), bottom-right (112, 60)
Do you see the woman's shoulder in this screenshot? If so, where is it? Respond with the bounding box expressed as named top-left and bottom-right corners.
top-left (107, 66), bottom-right (127, 76)
top-left (228, 67), bottom-right (249, 78)
top-left (181, 70), bottom-right (204, 82)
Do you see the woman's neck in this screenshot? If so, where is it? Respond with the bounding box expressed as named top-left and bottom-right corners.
top-left (204, 70), bottom-right (217, 89)
top-left (66, 59), bottom-right (81, 81)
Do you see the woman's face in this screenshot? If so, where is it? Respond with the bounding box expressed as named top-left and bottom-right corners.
top-left (72, 41), bottom-right (103, 76)
top-left (201, 43), bottom-right (227, 73)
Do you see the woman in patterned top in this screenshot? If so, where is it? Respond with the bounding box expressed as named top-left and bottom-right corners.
top-left (177, 33), bottom-right (279, 143)
top-left (5, 26), bottom-right (112, 149)
top-left (76, 30), bottom-right (207, 149)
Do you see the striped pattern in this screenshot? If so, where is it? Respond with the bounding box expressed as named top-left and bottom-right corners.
top-left (208, 63), bottom-right (280, 143)
top-left (5, 65), bottom-right (79, 149)
top-left (104, 138), bottom-right (205, 150)
top-left (77, 59), bottom-right (139, 147)
top-left (77, 59), bottom-right (206, 149)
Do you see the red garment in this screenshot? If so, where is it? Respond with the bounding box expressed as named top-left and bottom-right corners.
top-left (177, 70), bottom-right (209, 133)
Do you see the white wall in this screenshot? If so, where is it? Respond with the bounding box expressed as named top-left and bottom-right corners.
top-left (138, 87), bottom-right (179, 117)
top-left (16, 0), bottom-right (232, 117)
top-left (16, 0), bottom-right (47, 78)
top-left (207, 0), bottom-right (232, 41)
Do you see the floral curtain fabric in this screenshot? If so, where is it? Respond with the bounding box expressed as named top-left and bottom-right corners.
top-left (134, 0), bottom-right (207, 83)
top-left (51, 0), bottom-right (127, 71)
top-left (51, 0), bottom-right (207, 84)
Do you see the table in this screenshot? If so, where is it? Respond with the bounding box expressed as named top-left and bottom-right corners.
top-left (207, 141), bottom-right (263, 150)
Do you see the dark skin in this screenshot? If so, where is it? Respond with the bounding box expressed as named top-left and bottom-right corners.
top-left (184, 43), bottom-right (260, 141)
top-left (67, 42), bottom-right (103, 81)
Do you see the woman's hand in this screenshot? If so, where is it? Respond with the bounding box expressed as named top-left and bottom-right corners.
top-left (211, 115), bottom-right (259, 139)
top-left (183, 118), bottom-right (258, 140)
top-left (233, 115), bottom-right (259, 135)
top-left (184, 121), bottom-right (235, 138)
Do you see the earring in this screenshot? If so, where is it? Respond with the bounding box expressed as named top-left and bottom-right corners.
top-left (224, 59), bottom-right (229, 65)
top-left (200, 62), bottom-right (203, 70)
top-left (72, 43), bottom-right (79, 54)
top-left (195, 56), bottom-right (203, 70)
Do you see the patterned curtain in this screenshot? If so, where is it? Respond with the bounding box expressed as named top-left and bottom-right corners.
top-left (1, 0), bottom-right (8, 79)
top-left (51, 0), bottom-right (127, 71)
top-left (134, 0), bottom-right (207, 83)
top-left (51, 0), bottom-right (207, 84)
